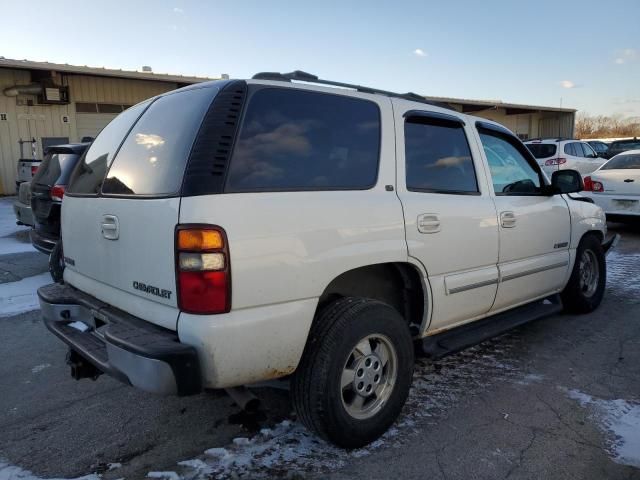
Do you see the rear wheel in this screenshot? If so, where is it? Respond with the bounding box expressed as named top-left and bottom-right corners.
top-left (291, 297), bottom-right (414, 448)
top-left (561, 234), bottom-right (606, 313)
top-left (49, 240), bottom-right (64, 283)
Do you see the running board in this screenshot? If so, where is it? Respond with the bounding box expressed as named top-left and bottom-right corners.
top-left (420, 295), bottom-right (563, 359)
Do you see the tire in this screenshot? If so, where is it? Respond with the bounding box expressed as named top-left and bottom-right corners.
top-left (561, 234), bottom-right (606, 313)
top-left (291, 297), bottom-right (414, 448)
top-left (49, 240), bottom-right (64, 283)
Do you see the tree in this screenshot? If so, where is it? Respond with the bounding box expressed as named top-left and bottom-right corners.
top-left (576, 113), bottom-right (640, 139)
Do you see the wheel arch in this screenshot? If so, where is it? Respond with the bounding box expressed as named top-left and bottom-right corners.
top-left (316, 262), bottom-right (428, 335)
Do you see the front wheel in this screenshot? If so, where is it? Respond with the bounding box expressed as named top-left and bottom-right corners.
top-left (291, 297), bottom-right (414, 448)
top-left (561, 234), bottom-right (606, 313)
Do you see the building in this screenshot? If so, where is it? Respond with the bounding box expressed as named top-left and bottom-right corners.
top-left (0, 58), bottom-right (213, 194)
top-left (0, 58), bottom-right (575, 195)
top-left (423, 95), bottom-right (576, 141)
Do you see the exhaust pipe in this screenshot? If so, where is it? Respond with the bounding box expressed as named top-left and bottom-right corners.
top-left (66, 350), bottom-right (102, 381)
top-left (225, 387), bottom-right (260, 412)
top-left (3, 83), bottom-right (42, 97)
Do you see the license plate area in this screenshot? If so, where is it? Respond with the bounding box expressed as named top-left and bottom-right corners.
top-left (613, 199), bottom-right (639, 210)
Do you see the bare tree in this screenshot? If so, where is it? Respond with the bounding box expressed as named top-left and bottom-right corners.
top-left (576, 113), bottom-right (640, 138)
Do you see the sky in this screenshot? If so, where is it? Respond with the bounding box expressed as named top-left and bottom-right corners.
top-left (1, 0), bottom-right (638, 117)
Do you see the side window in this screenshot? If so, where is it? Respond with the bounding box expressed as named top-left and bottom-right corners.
top-left (564, 143), bottom-right (576, 156)
top-left (225, 88), bottom-right (380, 192)
top-left (479, 131), bottom-right (541, 195)
top-left (581, 143), bottom-right (597, 158)
top-left (404, 117), bottom-right (478, 194)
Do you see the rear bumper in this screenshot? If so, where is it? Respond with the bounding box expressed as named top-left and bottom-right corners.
top-left (582, 193), bottom-right (640, 217)
top-left (13, 200), bottom-right (34, 227)
top-left (30, 229), bottom-right (58, 254)
top-left (38, 282), bottom-right (202, 396)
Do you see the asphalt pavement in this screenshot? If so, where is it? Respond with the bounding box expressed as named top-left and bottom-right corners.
top-left (0, 222), bottom-right (639, 480)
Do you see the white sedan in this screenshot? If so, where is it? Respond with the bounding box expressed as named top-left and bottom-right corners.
top-left (582, 149), bottom-right (640, 220)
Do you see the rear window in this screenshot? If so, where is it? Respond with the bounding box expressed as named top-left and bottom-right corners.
top-left (102, 87), bottom-right (215, 195)
top-left (32, 153), bottom-right (80, 187)
top-left (225, 88), bottom-right (380, 192)
top-left (526, 143), bottom-right (557, 159)
top-left (602, 154), bottom-right (640, 170)
top-left (67, 101), bottom-right (150, 194)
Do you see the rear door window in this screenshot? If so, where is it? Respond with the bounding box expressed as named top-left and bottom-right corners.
top-left (404, 117), bottom-right (478, 194)
top-left (564, 143), bottom-right (579, 157)
top-left (225, 88), bottom-right (381, 192)
top-left (102, 87), bottom-right (215, 196)
top-left (67, 101), bottom-right (150, 195)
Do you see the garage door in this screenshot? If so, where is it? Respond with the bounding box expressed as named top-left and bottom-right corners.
top-left (76, 113), bottom-right (119, 141)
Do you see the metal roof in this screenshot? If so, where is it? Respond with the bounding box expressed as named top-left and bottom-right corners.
top-left (0, 57), bottom-right (215, 84)
top-left (422, 95), bottom-right (576, 113)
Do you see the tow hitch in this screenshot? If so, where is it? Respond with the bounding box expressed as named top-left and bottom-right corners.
top-left (66, 350), bottom-right (102, 381)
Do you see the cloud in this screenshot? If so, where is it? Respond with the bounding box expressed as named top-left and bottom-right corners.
top-left (413, 48), bottom-right (427, 57)
top-left (173, 7), bottom-right (184, 13)
top-left (560, 80), bottom-right (576, 89)
top-left (614, 48), bottom-right (637, 64)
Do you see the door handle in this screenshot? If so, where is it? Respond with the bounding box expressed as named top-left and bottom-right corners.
top-left (101, 214), bottom-right (119, 240)
top-left (500, 211), bottom-right (516, 228)
top-left (417, 214), bottom-right (441, 234)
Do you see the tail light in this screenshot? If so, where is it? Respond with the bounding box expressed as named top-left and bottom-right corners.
top-left (176, 226), bottom-right (231, 314)
top-left (31, 165), bottom-right (39, 176)
top-left (583, 177), bottom-right (604, 192)
top-left (50, 184), bottom-right (66, 201)
top-left (545, 157), bottom-right (567, 166)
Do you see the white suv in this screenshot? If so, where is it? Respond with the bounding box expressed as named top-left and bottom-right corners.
top-left (525, 138), bottom-right (606, 176)
top-left (38, 72), bottom-right (616, 448)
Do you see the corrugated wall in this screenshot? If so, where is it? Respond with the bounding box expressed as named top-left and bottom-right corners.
top-left (0, 69), bottom-right (177, 194)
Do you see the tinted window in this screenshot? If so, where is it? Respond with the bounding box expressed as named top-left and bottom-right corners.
top-left (67, 101), bottom-right (149, 194)
top-left (32, 153), bottom-right (80, 186)
top-left (225, 88), bottom-right (380, 192)
top-left (611, 141), bottom-right (640, 151)
top-left (479, 132), bottom-right (541, 194)
top-left (602, 154), bottom-right (640, 170)
top-left (581, 143), bottom-right (597, 158)
top-left (103, 87), bottom-right (215, 195)
top-left (526, 143), bottom-right (557, 159)
top-left (564, 143), bottom-right (579, 157)
top-left (405, 118), bottom-right (478, 193)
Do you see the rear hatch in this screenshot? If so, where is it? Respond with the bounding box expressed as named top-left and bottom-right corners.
top-left (31, 147), bottom-right (83, 232)
top-left (591, 154), bottom-right (640, 196)
top-left (62, 85), bottom-right (220, 330)
top-left (17, 159), bottom-right (42, 184)
top-left (525, 142), bottom-right (558, 168)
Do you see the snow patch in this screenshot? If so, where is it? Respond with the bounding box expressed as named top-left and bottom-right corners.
top-left (0, 197), bottom-right (33, 255)
top-left (0, 273), bottom-right (51, 318)
top-left (566, 389), bottom-right (640, 468)
top-left (0, 460), bottom-right (100, 480)
top-left (514, 373), bottom-right (544, 385)
top-left (607, 251), bottom-right (640, 302)
top-left (31, 364), bottom-right (51, 374)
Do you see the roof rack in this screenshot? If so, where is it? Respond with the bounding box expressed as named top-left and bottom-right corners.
top-left (252, 70), bottom-right (455, 110)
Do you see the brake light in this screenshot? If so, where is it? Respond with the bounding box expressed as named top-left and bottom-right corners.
top-left (176, 226), bottom-right (230, 314)
top-left (545, 158), bottom-right (567, 166)
top-left (31, 165), bottom-right (39, 176)
top-left (583, 176), bottom-right (603, 192)
top-left (50, 184), bottom-right (65, 201)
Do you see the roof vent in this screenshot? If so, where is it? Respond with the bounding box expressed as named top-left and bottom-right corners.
top-left (141, 66), bottom-right (153, 72)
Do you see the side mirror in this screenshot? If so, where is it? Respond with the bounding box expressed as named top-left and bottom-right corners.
top-left (551, 169), bottom-right (584, 194)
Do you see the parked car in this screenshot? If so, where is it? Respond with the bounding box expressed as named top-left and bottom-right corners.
top-left (604, 138), bottom-right (640, 159)
top-left (30, 143), bottom-right (89, 278)
top-left (38, 72), bottom-right (616, 448)
top-left (587, 140), bottom-right (609, 158)
top-left (525, 138), bottom-right (606, 176)
top-left (582, 150), bottom-right (640, 221)
top-left (12, 181), bottom-right (35, 227)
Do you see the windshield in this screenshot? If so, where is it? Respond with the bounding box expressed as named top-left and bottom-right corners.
top-left (526, 143), bottom-right (557, 159)
top-left (602, 154), bottom-right (640, 170)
